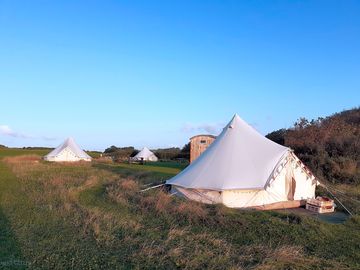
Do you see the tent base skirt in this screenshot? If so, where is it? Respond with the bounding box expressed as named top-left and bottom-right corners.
top-left (249, 200), bottom-right (307, 210)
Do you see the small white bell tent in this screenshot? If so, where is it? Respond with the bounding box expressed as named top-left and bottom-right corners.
top-left (132, 147), bottom-right (158, 162)
top-left (166, 114), bottom-right (318, 209)
top-left (44, 137), bottom-right (92, 162)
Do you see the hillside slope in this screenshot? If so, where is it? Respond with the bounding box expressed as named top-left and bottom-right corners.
top-left (266, 108), bottom-right (360, 184)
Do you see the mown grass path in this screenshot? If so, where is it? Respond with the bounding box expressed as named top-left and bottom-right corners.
top-left (115, 163), bottom-right (182, 175)
top-left (93, 162), bottom-right (181, 186)
top-left (0, 161), bottom-right (28, 270)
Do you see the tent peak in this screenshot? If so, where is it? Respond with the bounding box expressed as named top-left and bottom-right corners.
top-left (227, 113), bottom-right (249, 129)
top-left (64, 137), bottom-right (77, 143)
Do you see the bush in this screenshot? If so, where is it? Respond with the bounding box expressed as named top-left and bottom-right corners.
top-left (266, 108), bottom-right (360, 185)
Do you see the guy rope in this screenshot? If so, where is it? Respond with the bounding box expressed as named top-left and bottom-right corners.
top-left (319, 183), bottom-right (354, 216)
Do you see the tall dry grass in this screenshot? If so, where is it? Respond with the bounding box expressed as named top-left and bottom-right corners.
top-left (3, 155), bottom-right (42, 176)
top-left (3, 156), bottom-right (121, 243)
top-left (249, 245), bottom-right (344, 270)
top-left (2, 155), bottom-right (358, 269)
top-left (137, 190), bottom-right (223, 225)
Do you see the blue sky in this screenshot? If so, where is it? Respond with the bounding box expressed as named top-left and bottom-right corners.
top-left (0, 0), bottom-right (359, 151)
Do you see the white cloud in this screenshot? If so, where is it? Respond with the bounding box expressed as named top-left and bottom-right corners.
top-left (0, 125), bottom-right (56, 140)
top-left (0, 125), bottom-right (14, 136)
top-left (0, 125), bottom-right (31, 138)
top-left (181, 122), bottom-right (224, 135)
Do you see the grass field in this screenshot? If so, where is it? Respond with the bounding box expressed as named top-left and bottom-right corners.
top-left (0, 149), bottom-right (359, 269)
top-left (0, 148), bottom-right (101, 159)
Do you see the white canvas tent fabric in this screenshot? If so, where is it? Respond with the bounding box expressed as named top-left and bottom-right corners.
top-left (166, 114), bottom-right (318, 208)
top-left (44, 137), bottom-right (92, 162)
top-left (132, 147), bottom-right (158, 162)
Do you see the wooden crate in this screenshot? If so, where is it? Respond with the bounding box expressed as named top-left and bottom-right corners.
top-left (306, 203), bottom-right (335, 214)
top-left (307, 197), bottom-right (334, 208)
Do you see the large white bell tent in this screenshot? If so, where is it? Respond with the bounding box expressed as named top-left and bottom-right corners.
top-left (166, 114), bottom-right (318, 209)
top-left (44, 137), bottom-right (92, 162)
top-left (132, 147), bottom-right (158, 162)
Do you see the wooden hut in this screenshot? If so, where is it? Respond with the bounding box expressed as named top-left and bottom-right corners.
top-left (190, 135), bottom-right (216, 163)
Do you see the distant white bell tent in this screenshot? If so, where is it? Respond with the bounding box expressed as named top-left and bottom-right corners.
top-left (166, 114), bottom-right (318, 209)
top-left (132, 147), bottom-right (158, 162)
top-left (44, 137), bottom-right (92, 162)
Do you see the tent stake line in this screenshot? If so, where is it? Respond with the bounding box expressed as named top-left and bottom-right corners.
top-left (320, 183), bottom-right (353, 216)
top-left (140, 184), bottom-right (165, 192)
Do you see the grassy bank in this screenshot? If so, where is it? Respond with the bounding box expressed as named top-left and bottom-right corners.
top-left (0, 151), bottom-right (359, 269)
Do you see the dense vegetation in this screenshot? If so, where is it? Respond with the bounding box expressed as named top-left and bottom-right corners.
top-left (104, 146), bottom-right (139, 162)
top-left (154, 144), bottom-right (190, 161)
top-left (267, 108), bottom-right (359, 185)
top-left (104, 144), bottom-right (190, 162)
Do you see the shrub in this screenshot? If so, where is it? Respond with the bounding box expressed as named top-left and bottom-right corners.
top-left (266, 108), bottom-right (360, 185)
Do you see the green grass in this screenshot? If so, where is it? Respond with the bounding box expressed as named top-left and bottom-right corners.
top-left (0, 148), bottom-right (48, 158)
top-left (0, 149), bottom-right (359, 269)
top-left (87, 151), bottom-right (102, 158)
top-left (141, 161), bottom-right (189, 170)
top-left (93, 162), bottom-right (181, 186)
top-left (0, 148), bottom-right (101, 159)
top-left (111, 162), bottom-right (182, 175)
